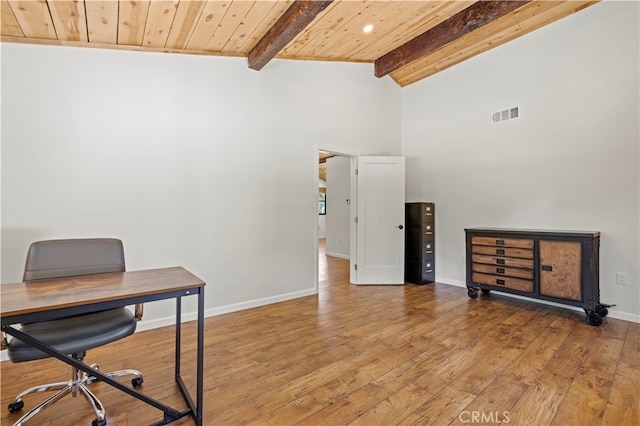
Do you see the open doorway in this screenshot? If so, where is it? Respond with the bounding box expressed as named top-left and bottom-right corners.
top-left (316, 151), bottom-right (407, 288)
top-left (316, 148), bottom-right (356, 290)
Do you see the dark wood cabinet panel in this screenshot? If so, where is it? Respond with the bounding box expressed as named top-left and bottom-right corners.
top-left (465, 228), bottom-right (606, 326)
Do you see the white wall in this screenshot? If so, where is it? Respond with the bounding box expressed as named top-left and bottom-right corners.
top-left (2, 1), bottom-right (637, 329)
top-left (1, 44), bottom-right (401, 327)
top-left (325, 156), bottom-right (351, 258)
top-left (402, 0), bottom-right (640, 321)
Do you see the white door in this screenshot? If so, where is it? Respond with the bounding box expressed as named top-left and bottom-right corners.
top-left (352, 156), bottom-right (405, 285)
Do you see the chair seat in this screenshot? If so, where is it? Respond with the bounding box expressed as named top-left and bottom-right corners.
top-left (8, 308), bottom-right (136, 363)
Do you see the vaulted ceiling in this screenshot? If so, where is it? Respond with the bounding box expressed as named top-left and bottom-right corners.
top-left (1, 0), bottom-right (598, 87)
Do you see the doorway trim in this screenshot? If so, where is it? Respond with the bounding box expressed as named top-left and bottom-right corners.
top-left (314, 145), bottom-right (359, 292)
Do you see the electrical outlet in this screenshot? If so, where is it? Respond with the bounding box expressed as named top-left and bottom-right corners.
top-left (616, 272), bottom-right (629, 286)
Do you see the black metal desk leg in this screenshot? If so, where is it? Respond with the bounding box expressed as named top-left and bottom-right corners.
top-left (196, 288), bottom-right (205, 425)
top-left (175, 297), bottom-right (182, 378)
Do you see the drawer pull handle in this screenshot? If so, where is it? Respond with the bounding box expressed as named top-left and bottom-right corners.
top-left (541, 265), bottom-right (553, 272)
top-left (496, 239), bottom-right (505, 245)
top-left (496, 249), bottom-right (505, 255)
top-left (496, 279), bottom-right (505, 285)
top-left (496, 259), bottom-right (505, 265)
top-left (496, 268), bottom-right (505, 274)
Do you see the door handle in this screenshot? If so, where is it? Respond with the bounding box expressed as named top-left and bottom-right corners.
top-left (396, 225), bottom-right (404, 230)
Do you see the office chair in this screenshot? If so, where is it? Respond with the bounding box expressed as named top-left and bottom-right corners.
top-left (3, 238), bottom-right (144, 426)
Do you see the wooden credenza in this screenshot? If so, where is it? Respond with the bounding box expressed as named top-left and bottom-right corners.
top-left (465, 228), bottom-right (607, 326)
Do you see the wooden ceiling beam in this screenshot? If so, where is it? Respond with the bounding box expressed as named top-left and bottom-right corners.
top-left (374, 0), bottom-right (532, 78)
top-left (248, 0), bottom-right (333, 71)
top-left (319, 155), bottom-right (335, 164)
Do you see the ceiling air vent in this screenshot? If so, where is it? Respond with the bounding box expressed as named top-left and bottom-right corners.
top-left (491, 106), bottom-right (520, 124)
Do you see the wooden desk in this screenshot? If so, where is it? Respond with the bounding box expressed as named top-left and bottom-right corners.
top-left (1, 266), bottom-right (206, 426)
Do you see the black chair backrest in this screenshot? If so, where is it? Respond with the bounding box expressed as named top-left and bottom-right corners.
top-left (23, 238), bottom-right (125, 281)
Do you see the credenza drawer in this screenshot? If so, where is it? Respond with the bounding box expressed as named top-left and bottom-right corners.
top-left (472, 263), bottom-right (533, 280)
top-left (471, 245), bottom-right (533, 259)
top-left (472, 272), bottom-right (534, 293)
top-left (471, 236), bottom-right (533, 249)
top-left (472, 254), bottom-right (534, 269)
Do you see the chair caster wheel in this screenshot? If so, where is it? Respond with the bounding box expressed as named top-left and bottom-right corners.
top-left (8, 400), bottom-right (24, 413)
top-left (92, 418), bottom-right (107, 426)
top-left (132, 377), bottom-right (144, 388)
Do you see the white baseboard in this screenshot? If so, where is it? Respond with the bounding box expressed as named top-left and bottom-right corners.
top-left (436, 277), bottom-right (640, 324)
top-left (3, 281), bottom-right (636, 364)
top-left (136, 287), bottom-right (318, 332)
top-left (325, 251), bottom-right (349, 260)
top-left (1, 287), bottom-right (318, 363)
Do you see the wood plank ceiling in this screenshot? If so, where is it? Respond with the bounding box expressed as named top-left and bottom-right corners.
top-left (1, 1), bottom-right (598, 87)
top-left (318, 151), bottom-right (335, 186)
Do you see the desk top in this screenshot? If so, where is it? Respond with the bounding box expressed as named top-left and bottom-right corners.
top-left (1, 266), bottom-right (205, 319)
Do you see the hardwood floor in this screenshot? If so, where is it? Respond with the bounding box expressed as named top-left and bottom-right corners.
top-left (2, 240), bottom-right (638, 425)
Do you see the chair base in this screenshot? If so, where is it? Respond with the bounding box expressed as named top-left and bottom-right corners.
top-left (8, 363), bottom-right (142, 426)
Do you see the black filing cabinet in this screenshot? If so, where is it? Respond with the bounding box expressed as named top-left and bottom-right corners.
top-left (405, 202), bottom-right (435, 284)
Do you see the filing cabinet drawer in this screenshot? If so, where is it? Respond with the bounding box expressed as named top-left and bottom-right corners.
top-left (423, 259), bottom-right (434, 273)
top-left (423, 241), bottom-right (434, 256)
